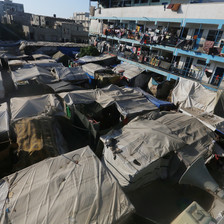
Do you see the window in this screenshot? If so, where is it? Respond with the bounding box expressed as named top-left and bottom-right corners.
top-left (207, 30), bottom-right (223, 43)
top-left (197, 59), bottom-right (210, 67)
top-left (151, 0), bottom-right (160, 2)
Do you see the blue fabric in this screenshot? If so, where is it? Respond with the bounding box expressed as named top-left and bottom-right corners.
top-left (57, 47), bottom-right (80, 57)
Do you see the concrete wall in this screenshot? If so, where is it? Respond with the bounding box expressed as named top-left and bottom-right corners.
top-left (94, 3), bottom-right (224, 21)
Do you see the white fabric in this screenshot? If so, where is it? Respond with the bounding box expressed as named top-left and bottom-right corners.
top-left (8, 60), bottom-right (27, 67)
top-left (172, 78), bottom-right (219, 113)
top-left (0, 73), bottom-right (4, 99)
top-left (0, 103), bottom-right (9, 134)
top-left (0, 146), bottom-right (134, 224)
top-left (60, 85), bottom-right (158, 117)
top-left (82, 63), bottom-right (107, 77)
top-left (113, 62), bottom-right (145, 79)
top-left (11, 66), bottom-right (54, 83)
top-left (10, 94), bottom-right (65, 121)
top-left (52, 67), bottom-right (89, 81)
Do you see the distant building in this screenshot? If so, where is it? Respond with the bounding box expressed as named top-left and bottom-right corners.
top-left (0, 0), bottom-right (24, 17)
top-left (73, 12), bottom-right (90, 32)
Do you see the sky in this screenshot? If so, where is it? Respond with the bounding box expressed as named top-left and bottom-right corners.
top-left (13, 0), bottom-right (96, 19)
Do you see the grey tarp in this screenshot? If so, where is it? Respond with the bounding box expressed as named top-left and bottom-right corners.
top-left (10, 94), bottom-right (65, 121)
top-left (52, 66), bottom-right (89, 81)
top-left (82, 63), bottom-right (109, 78)
top-left (26, 59), bottom-right (63, 69)
top-left (101, 115), bottom-right (185, 190)
top-left (60, 85), bottom-right (158, 117)
top-left (0, 146), bottom-right (134, 224)
top-left (180, 107), bottom-right (224, 133)
top-left (113, 62), bottom-right (145, 79)
top-left (11, 66), bottom-right (55, 84)
top-left (0, 103), bottom-right (9, 134)
top-left (0, 72), bottom-right (4, 99)
top-left (8, 60), bottom-right (27, 67)
top-left (31, 54), bottom-right (51, 60)
top-left (77, 54), bottom-right (116, 64)
top-left (172, 78), bottom-right (219, 113)
top-left (100, 111), bottom-right (222, 190)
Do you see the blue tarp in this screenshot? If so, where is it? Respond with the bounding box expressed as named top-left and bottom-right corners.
top-left (57, 47), bottom-right (80, 58)
top-left (0, 40), bottom-right (21, 47)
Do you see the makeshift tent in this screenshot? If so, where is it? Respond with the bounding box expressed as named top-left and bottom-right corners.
top-left (172, 78), bottom-right (219, 113)
top-left (100, 111), bottom-right (223, 190)
top-left (135, 87), bottom-right (174, 109)
top-left (12, 116), bottom-right (68, 171)
top-left (113, 62), bottom-right (145, 80)
top-left (46, 81), bottom-right (84, 93)
top-left (0, 103), bottom-right (9, 136)
top-left (11, 66), bottom-right (55, 84)
top-left (10, 94), bottom-right (65, 121)
top-left (76, 54), bottom-right (117, 65)
top-left (0, 146), bottom-right (134, 224)
top-left (31, 54), bottom-right (51, 60)
top-left (82, 63), bottom-right (109, 78)
top-left (57, 46), bottom-right (80, 57)
top-left (60, 85), bottom-right (158, 117)
top-left (27, 59), bottom-right (63, 69)
top-left (51, 66), bottom-right (89, 82)
top-left (180, 107), bottom-right (224, 134)
top-left (0, 72), bottom-right (5, 99)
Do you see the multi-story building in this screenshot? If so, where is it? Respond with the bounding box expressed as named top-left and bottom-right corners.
top-left (89, 0), bottom-right (224, 91)
top-left (73, 12), bottom-right (90, 32)
top-left (0, 0), bottom-right (24, 18)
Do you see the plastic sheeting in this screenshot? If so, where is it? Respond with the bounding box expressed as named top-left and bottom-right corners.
top-left (60, 85), bottom-right (158, 117)
top-left (0, 103), bottom-right (9, 134)
top-left (180, 107), bottom-right (224, 134)
top-left (0, 146), bottom-right (134, 224)
top-left (11, 66), bottom-right (55, 84)
top-left (52, 66), bottom-right (89, 81)
top-left (101, 115), bottom-right (185, 189)
top-left (82, 63), bottom-right (108, 78)
top-left (113, 62), bottom-right (145, 80)
top-left (101, 111), bottom-right (221, 189)
top-left (10, 94), bottom-right (65, 121)
top-left (77, 54), bottom-right (116, 64)
top-left (0, 73), bottom-right (4, 99)
top-left (172, 78), bottom-right (219, 113)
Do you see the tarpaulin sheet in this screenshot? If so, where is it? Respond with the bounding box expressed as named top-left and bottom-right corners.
top-left (181, 107), bottom-right (224, 134)
top-left (0, 146), bottom-right (134, 224)
top-left (172, 78), bottom-right (219, 113)
top-left (0, 73), bottom-right (4, 99)
top-left (52, 66), bottom-right (89, 81)
top-left (113, 62), bottom-right (145, 80)
top-left (100, 111), bottom-right (222, 189)
top-left (76, 54), bottom-right (116, 64)
top-left (11, 66), bottom-right (54, 84)
top-left (82, 63), bottom-right (108, 78)
top-left (12, 116), bottom-right (66, 171)
top-left (57, 46), bottom-right (80, 57)
top-left (10, 94), bottom-right (65, 121)
top-left (60, 85), bottom-right (158, 117)
top-left (31, 54), bottom-right (51, 60)
top-left (134, 87), bottom-right (174, 108)
top-left (101, 115), bottom-right (185, 189)
top-left (0, 103), bottom-right (9, 134)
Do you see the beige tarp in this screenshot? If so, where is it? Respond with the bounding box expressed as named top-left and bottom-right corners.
top-left (0, 146), bottom-right (134, 224)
